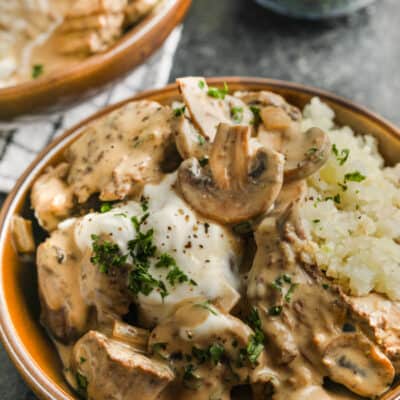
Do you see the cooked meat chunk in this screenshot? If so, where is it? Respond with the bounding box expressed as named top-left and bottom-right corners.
top-left (72, 330), bottom-right (174, 400)
top-left (65, 100), bottom-right (174, 203)
top-left (31, 163), bottom-right (73, 231)
top-left (177, 77), bottom-right (253, 145)
top-left (11, 215), bottom-right (35, 253)
top-left (178, 123), bottom-right (284, 223)
top-left (37, 226), bottom-right (89, 343)
top-left (80, 245), bottom-right (132, 323)
top-left (124, 0), bottom-right (158, 26)
top-left (149, 300), bottom-right (267, 400)
top-left (345, 293), bottom-right (400, 371)
top-left (65, 0), bottom-right (128, 17)
top-left (247, 205), bottom-right (395, 399)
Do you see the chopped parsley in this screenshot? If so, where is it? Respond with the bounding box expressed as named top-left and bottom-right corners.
top-left (332, 144), bottom-right (350, 165)
top-left (90, 234), bottom-right (127, 273)
top-left (173, 105), bottom-right (186, 117)
top-left (192, 346), bottom-right (209, 364)
top-left (209, 343), bottom-right (224, 365)
top-left (207, 82), bottom-right (229, 100)
top-left (344, 171), bottom-right (366, 183)
top-left (249, 105), bottom-right (261, 126)
top-left (166, 266), bottom-right (190, 286)
top-left (76, 372), bottom-right (88, 395)
top-left (322, 283), bottom-right (330, 290)
top-left (326, 193), bottom-right (341, 204)
top-left (246, 307), bottom-right (265, 364)
top-left (198, 80), bottom-right (206, 89)
top-left (284, 283), bottom-right (298, 303)
top-left (128, 263), bottom-right (167, 297)
top-left (313, 219), bottom-right (320, 224)
top-left (194, 300), bottom-right (218, 315)
top-left (140, 197), bottom-right (149, 212)
top-left (183, 364), bottom-right (202, 389)
top-left (231, 106), bottom-right (244, 123)
top-left (32, 64), bottom-right (44, 79)
top-left (197, 135), bottom-right (206, 145)
top-left (79, 357), bottom-right (86, 364)
top-left (100, 202), bottom-right (112, 213)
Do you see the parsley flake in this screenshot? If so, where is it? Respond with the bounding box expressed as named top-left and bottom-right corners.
top-left (231, 106), bottom-right (244, 123)
top-left (207, 82), bottom-right (229, 100)
top-left (100, 202), bottom-right (112, 213)
top-left (32, 64), bottom-right (44, 79)
top-left (173, 106), bottom-right (186, 117)
top-left (332, 144), bottom-right (350, 165)
top-left (344, 171), bottom-right (366, 183)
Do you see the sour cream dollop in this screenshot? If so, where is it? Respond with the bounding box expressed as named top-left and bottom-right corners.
top-left (73, 173), bottom-right (242, 324)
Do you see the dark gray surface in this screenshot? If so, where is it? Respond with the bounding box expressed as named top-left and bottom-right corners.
top-left (1, 0), bottom-right (399, 398)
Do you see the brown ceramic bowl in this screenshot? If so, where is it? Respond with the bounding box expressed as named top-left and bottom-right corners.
top-left (0, 0), bottom-right (191, 120)
top-left (0, 78), bottom-right (399, 400)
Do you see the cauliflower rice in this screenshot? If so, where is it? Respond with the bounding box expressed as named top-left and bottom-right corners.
top-left (300, 98), bottom-right (400, 300)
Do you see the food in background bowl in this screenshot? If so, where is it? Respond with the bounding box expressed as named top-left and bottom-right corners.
top-left (10, 77), bottom-right (400, 400)
top-left (0, 0), bottom-right (159, 87)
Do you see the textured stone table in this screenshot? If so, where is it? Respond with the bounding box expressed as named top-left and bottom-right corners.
top-left (1, 0), bottom-right (399, 397)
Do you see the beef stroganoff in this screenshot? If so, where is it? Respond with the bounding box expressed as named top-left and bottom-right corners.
top-left (13, 77), bottom-right (400, 400)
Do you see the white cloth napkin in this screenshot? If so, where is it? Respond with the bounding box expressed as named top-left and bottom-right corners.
top-left (0, 26), bottom-right (182, 193)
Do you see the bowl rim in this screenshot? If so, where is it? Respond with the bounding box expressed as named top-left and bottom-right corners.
top-left (0, 0), bottom-right (191, 118)
top-left (0, 77), bottom-right (399, 399)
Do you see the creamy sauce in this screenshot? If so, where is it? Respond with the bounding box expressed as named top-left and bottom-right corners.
top-left (31, 84), bottom-right (400, 400)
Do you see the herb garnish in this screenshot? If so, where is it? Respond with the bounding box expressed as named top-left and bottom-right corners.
top-left (284, 283), bottom-right (298, 303)
top-left (90, 234), bottom-right (127, 273)
top-left (249, 105), bottom-right (261, 126)
top-left (326, 193), bottom-right (341, 204)
top-left (197, 135), bottom-right (206, 145)
top-left (100, 202), bottom-right (112, 213)
top-left (231, 106), bottom-right (244, 123)
top-left (194, 300), bottom-right (218, 315)
top-left (344, 171), bottom-right (366, 183)
top-left (183, 364), bottom-right (202, 389)
top-left (246, 307), bottom-right (265, 364)
top-left (209, 343), bottom-right (225, 365)
top-left (173, 106), bottom-right (186, 117)
top-left (32, 64), bottom-right (44, 79)
top-left (76, 372), bottom-right (88, 395)
top-left (198, 80), bottom-right (206, 89)
top-left (207, 82), bottom-right (229, 100)
top-left (332, 144), bottom-right (350, 166)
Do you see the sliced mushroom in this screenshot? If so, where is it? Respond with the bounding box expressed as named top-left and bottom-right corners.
top-left (322, 333), bottom-right (394, 397)
top-left (37, 226), bottom-right (90, 343)
top-left (65, 100), bottom-right (174, 203)
top-left (31, 163), bottom-right (74, 231)
top-left (72, 330), bottom-right (174, 400)
top-left (178, 123), bottom-right (284, 224)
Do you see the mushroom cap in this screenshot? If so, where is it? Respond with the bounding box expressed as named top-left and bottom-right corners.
top-left (178, 123), bottom-right (284, 224)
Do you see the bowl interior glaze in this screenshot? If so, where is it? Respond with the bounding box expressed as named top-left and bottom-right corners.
top-left (0, 78), bottom-right (399, 400)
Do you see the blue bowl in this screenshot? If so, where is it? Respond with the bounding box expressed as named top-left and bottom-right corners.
top-left (255, 0), bottom-right (377, 19)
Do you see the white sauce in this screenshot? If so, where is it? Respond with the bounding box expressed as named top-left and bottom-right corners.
top-left (74, 173), bottom-right (242, 322)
